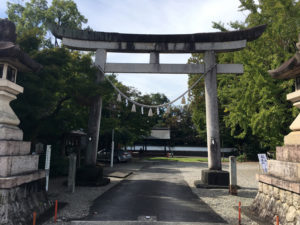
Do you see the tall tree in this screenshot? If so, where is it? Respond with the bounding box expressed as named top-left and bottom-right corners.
top-left (6, 0), bottom-right (87, 49)
top-left (189, 0), bottom-right (300, 159)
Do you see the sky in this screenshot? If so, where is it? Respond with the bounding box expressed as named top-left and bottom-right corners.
top-left (0, 0), bottom-right (249, 104)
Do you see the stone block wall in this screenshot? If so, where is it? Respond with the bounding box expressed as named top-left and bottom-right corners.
top-left (252, 182), bottom-right (300, 224)
top-left (0, 139), bottom-right (50, 224)
top-left (0, 179), bottom-right (52, 225)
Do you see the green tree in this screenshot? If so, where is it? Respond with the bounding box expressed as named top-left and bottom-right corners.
top-left (189, 0), bottom-right (300, 159)
top-left (6, 0), bottom-right (87, 49)
top-left (12, 48), bottom-right (100, 144)
top-left (98, 79), bottom-right (170, 150)
top-left (162, 105), bottom-right (203, 146)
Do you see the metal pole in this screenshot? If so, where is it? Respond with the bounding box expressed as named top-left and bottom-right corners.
top-left (110, 128), bottom-right (115, 168)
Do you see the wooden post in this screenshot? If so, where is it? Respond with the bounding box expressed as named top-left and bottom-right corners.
top-left (68, 153), bottom-right (77, 193)
top-left (204, 51), bottom-right (221, 170)
top-left (229, 156), bottom-right (238, 195)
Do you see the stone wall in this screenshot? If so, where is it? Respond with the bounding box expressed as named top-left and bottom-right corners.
top-left (0, 179), bottom-right (51, 225)
top-left (252, 182), bottom-right (300, 224)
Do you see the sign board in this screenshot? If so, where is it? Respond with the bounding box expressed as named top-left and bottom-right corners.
top-left (45, 146), bottom-right (51, 170)
top-left (45, 145), bottom-right (51, 191)
top-left (150, 129), bottom-right (170, 140)
top-left (257, 153), bottom-right (268, 173)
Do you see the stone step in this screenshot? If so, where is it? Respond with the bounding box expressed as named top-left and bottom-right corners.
top-left (0, 124), bottom-right (23, 141)
top-left (276, 145), bottom-right (300, 162)
top-left (0, 155), bottom-right (39, 177)
top-left (258, 173), bottom-right (300, 194)
top-left (284, 131), bottom-right (300, 145)
top-left (0, 140), bottom-right (31, 156)
top-left (268, 160), bottom-right (300, 182)
top-left (0, 170), bottom-right (45, 188)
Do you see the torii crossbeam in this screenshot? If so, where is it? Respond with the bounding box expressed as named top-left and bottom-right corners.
top-left (51, 24), bottom-right (265, 186)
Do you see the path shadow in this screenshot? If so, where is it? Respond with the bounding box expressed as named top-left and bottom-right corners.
top-left (84, 178), bottom-right (227, 223)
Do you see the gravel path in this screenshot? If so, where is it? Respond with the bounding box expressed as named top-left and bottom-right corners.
top-left (41, 160), bottom-right (261, 225)
top-left (178, 161), bottom-right (260, 225)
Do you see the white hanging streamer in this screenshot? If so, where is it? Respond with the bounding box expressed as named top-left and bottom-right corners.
top-left (166, 105), bottom-right (171, 114)
top-left (117, 93), bottom-right (122, 102)
top-left (181, 96), bottom-right (186, 104)
top-left (148, 108), bottom-right (153, 117)
top-left (98, 63), bottom-right (216, 109)
top-left (131, 104), bottom-right (136, 112)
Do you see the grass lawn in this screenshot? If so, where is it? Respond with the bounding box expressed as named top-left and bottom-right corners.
top-left (145, 156), bottom-right (229, 163)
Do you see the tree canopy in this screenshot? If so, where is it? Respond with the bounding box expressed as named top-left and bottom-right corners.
top-left (6, 0), bottom-right (170, 153)
top-left (5, 0), bottom-right (300, 162)
top-left (189, 0), bottom-right (300, 159)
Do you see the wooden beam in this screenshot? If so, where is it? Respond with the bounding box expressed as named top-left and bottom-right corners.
top-left (104, 63), bottom-right (243, 74)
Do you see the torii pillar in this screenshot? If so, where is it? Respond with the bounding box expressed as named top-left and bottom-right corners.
top-left (205, 51), bottom-right (221, 170)
top-left (50, 24), bottom-right (266, 186)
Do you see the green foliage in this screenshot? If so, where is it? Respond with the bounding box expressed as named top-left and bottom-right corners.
top-left (12, 48), bottom-right (97, 144)
top-left (99, 78), bottom-right (170, 149)
top-left (236, 153), bottom-right (248, 162)
top-left (46, 0), bottom-right (87, 29)
top-left (161, 105), bottom-right (203, 146)
top-left (6, 0), bottom-right (87, 49)
top-left (189, 0), bottom-right (300, 157)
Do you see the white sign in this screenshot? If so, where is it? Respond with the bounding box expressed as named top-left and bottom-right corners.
top-left (45, 145), bottom-right (51, 191)
top-left (150, 129), bottom-right (170, 139)
top-left (258, 153), bottom-right (268, 173)
top-left (45, 145), bottom-right (51, 170)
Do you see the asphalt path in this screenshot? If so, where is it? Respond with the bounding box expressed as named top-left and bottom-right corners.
top-left (76, 161), bottom-right (226, 225)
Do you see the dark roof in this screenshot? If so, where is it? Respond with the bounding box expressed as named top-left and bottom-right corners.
top-left (0, 19), bottom-right (41, 72)
top-left (268, 53), bottom-right (300, 80)
top-left (0, 42), bottom-right (42, 72)
top-left (50, 24), bottom-right (266, 43)
top-left (0, 19), bottom-right (16, 43)
top-left (269, 34), bottom-right (300, 80)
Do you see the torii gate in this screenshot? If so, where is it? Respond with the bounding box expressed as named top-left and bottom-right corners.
top-left (51, 24), bottom-right (265, 185)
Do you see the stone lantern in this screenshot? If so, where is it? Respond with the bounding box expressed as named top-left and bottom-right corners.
top-left (0, 19), bottom-right (50, 225)
top-left (251, 34), bottom-right (300, 224)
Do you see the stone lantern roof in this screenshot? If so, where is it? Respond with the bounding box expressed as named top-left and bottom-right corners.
top-left (268, 34), bottom-right (300, 79)
top-left (0, 18), bottom-right (41, 72)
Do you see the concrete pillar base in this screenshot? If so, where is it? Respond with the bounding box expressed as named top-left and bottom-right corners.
top-left (194, 170), bottom-right (229, 188)
top-left (201, 169), bottom-right (229, 186)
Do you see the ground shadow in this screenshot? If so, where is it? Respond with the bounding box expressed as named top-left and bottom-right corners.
top-left (81, 163), bottom-right (227, 224)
